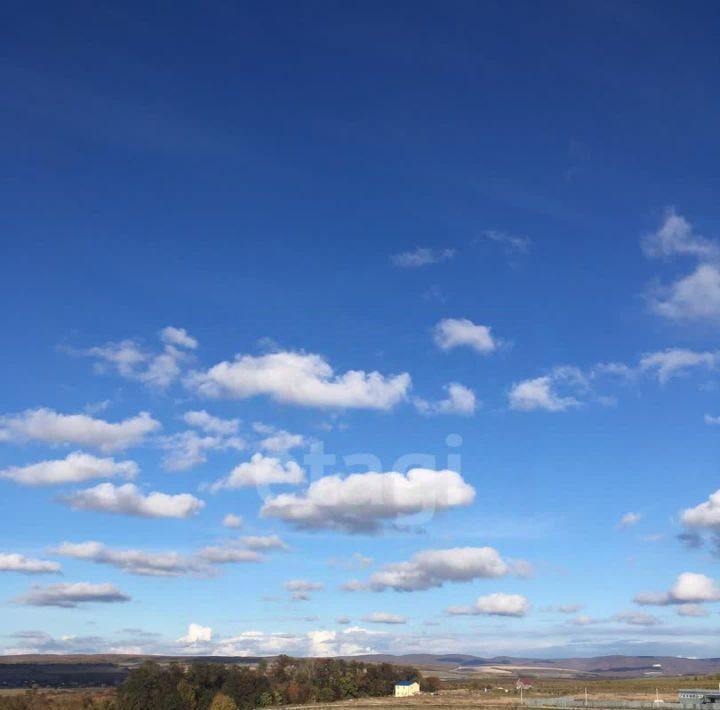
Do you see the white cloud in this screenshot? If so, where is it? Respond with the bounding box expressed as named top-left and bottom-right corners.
top-left (651, 263), bottom-right (720, 322)
top-left (161, 430), bottom-right (245, 471)
top-left (370, 546), bottom-right (524, 592)
top-left (446, 592), bottom-right (529, 618)
top-left (213, 626), bottom-right (381, 657)
top-left (261, 468), bottom-right (475, 533)
top-left (211, 453), bottom-right (305, 491)
top-left (639, 349), bottom-right (717, 384)
top-left (642, 209), bottom-right (718, 260)
top-left (635, 572), bottom-right (720, 605)
top-left (284, 579), bottom-right (323, 601)
top-left (340, 579), bottom-right (368, 592)
top-left (178, 623), bottom-right (212, 644)
top-left (391, 247), bottom-right (455, 268)
top-left (433, 318), bottom-right (498, 354)
top-left (479, 230), bottom-right (530, 255)
top-left (0, 409), bottom-right (160, 452)
top-left (677, 603), bottom-right (709, 617)
top-left (0, 452), bottom-right (138, 486)
top-left (183, 410), bottom-right (239, 435)
top-left (82, 327), bottom-right (198, 388)
top-left (641, 211), bottom-right (720, 322)
top-left (556, 604), bottom-right (582, 614)
top-left (223, 513), bottom-right (244, 529)
top-left (415, 383), bottom-right (477, 416)
top-left (508, 375), bottom-right (580, 412)
top-left (613, 611), bottom-right (661, 626)
top-left (617, 512), bottom-right (641, 530)
top-left (362, 612), bottom-right (406, 624)
top-left (160, 327), bottom-right (198, 350)
top-left (60, 482), bottom-right (205, 519)
top-left (0, 553), bottom-right (61, 574)
top-left (194, 546), bottom-right (262, 564)
top-left (705, 414), bottom-right (720, 425)
top-left (241, 535), bottom-right (288, 551)
top-left (187, 351), bottom-right (410, 410)
top-left (259, 430), bottom-right (305, 453)
top-left (681, 489), bottom-right (720, 531)
top-left (51, 541), bottom-right (209, 577)
top-left (14, 582), bottom-right (130, 608)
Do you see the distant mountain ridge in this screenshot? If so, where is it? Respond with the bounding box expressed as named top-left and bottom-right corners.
top-left (2, 653), bottom-right (720, 679)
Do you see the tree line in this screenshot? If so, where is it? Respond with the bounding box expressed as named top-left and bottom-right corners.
top-left (0, 656), bottom-right (440, 709)
top-left (115, 656), bottom-right (437, 710)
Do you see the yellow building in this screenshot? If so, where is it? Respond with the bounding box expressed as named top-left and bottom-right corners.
top-left (394, 681), bottom-right (420, 697)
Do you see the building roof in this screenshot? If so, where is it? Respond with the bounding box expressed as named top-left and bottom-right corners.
top-left (679, 690), bottom-right (720, 694)
top-left (396, 681), bottom-right (418, 686)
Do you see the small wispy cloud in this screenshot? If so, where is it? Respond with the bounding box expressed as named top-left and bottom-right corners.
top-left (390, 247), bottom-right (455, 268)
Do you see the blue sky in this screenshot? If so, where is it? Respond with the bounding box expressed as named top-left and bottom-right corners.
top-left (2, 0), bottom-right (720, 658)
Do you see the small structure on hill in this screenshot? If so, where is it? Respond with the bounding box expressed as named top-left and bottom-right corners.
top-left (394, 680), bottom-right (420, 697)
top-left (516, 678), bottom-right (534, 691)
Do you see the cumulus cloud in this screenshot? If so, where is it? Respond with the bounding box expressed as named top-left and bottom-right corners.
top-left (0, 452), bottom-right (138, 486)
top-left (82, 327), bottom-right (198, 388)
top-left (178, 623), bottom-right (212, 644)
top-left (414, 383), bottom-right (477, 416)
top-left (211, 453), bottom-right (305, 491)
top-left (433, 318), bottom-right (499, 354)
top-left (261, 468), bottom-right (475, 533)
top-left (362, 612), bottom-right (406, 624)
top-left (213, 626), bottom-right (381, 657)
top-left (391, 247), bottom-right (455, 268)
top-left (677, 603), bottom-right (709, 617)
top-left (51, 541), bottom-right (207, 577)
top-left (635, 572), bottom-right (720, 605)
top-left (681, 489), bottom-right (720, 531)
top-left (639, 349), bottom-right (717, 384)
top-left (370, 547), bottom-right (525, 592)
top-left (508, 367), bottom-right (588, 412)
top-left (161, 430), bottom-right (246, 471)
top-left (14, 582), bottom-right (130, 608)
top-left (642, 209), bottom-right (718, 260)
top-left (0, 409), bottom-right (160, 452)
top-left (194, 546), bottom-right (262, 565)
top-left (60, 482), bottom-right (205, 518)
top-left (222, 514), bottom-right (243, 529)
top-left (183, 410), bottom-right (240, 436)
top-left (614, 611), bottom-right (661, 626)
top-left (284, 579), bottom-right (323, 601)
top-left (186, 351), bottom-right (410, 410)
top-left (446, 592), bottom-right (529, 618)
top-left (617, 512), bottom-right (641, 530)
top-left (241, 535), bottom-right (288, 551)
top-left (0, 553), bottom-right (61, 574)
top-left (254, 423), bottom-right (306, 453)
top-left (160, 327), bottom-right (198, 350)
top-left (643, 210), bottom-right (720, 322)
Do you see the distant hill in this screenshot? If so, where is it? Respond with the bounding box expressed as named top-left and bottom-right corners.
top-left (2, 653), bottom-right (720, 686)
top-left (340, 654), bottom-right (720, 678)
